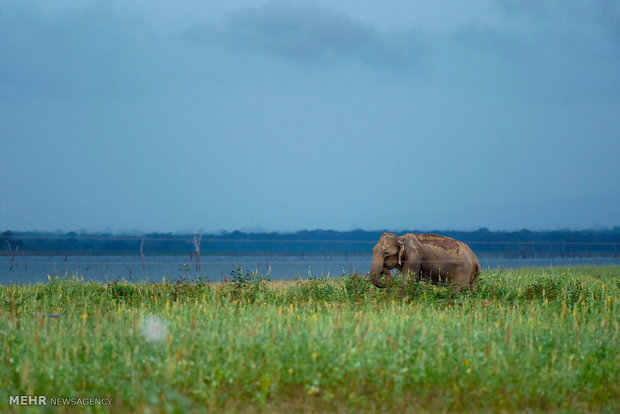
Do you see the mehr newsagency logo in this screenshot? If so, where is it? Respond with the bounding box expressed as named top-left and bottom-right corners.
top-left (9, 395), bottom-right (112, 406)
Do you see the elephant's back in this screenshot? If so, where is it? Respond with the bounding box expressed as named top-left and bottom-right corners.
top-left (416, 234), bottom-right (478, 261)
top-left (416, 234), bottom-right (461, 251)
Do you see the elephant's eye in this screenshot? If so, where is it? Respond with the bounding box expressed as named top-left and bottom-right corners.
top-left (383, 251), bottom-right (390, 257)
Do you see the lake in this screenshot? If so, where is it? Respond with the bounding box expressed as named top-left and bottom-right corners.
top-left (1, 255), bottom-right (619, 285)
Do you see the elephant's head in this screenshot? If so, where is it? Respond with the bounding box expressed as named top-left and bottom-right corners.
top-left (370, 233), bottom-right (404, 288)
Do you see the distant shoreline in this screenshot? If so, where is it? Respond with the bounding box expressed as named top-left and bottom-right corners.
top-left (3, 228), bottom-right (619, 257)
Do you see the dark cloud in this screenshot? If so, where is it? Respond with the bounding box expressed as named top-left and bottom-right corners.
top-left (441, 1), bottom-right (620, 104)
top-left (598, 1), bottom-right (620, 45)
top-left (0, 4), bottom-right (155, 101)
top-left (496, 0), bottom-right (550, 16)
top-left (498, 0), bottom-right (620, 48)
top-left (192, 2), bottom-right (427, 69)
top-left (228, 2), bottom-right (373, 61)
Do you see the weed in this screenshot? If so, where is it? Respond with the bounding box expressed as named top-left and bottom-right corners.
top-left (0, 266), bottom-right (618, 412)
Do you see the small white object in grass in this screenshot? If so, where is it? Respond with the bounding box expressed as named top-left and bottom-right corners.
top-left (141, 315), bottom-right (168, 343)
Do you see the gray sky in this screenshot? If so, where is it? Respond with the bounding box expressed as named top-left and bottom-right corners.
top-left (1, 0), bottom-right (619, 233)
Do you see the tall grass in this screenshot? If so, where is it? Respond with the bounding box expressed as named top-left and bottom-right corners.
top-left (1, 266), bottom-right (619, 412)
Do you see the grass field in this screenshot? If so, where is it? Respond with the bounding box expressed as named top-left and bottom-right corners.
top-left (1, 266), bottom-right (619, 412)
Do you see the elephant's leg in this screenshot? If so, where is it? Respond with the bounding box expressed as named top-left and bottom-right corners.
top-left (400, 262), bottom-right (421, 297)
top-left (450, 266), bottom-right (471, 292)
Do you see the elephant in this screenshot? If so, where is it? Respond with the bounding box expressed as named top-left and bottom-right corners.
top-left (370, 232), bottom-right (480, 291)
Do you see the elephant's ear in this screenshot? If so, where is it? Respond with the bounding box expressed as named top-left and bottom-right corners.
top-left (398, 239), bottom-right (405, 266)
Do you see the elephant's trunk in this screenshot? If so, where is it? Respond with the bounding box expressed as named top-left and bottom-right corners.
top-left (370, 261), bottom-right (387, 288)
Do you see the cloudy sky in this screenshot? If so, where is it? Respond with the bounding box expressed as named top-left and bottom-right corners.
top-left (1, 0), bottom-right (619, 233)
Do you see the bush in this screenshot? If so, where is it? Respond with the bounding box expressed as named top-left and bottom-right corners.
top-left (224, 266), bottom-right (271, 303)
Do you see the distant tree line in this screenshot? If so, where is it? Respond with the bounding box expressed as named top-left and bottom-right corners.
top-left (1, 228), bottom-right (620, 258)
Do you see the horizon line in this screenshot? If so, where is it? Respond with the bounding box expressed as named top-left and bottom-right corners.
top-left (4, 226), bottom-right (620, 237)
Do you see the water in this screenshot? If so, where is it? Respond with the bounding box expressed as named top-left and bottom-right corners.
top-left (1, 255), bottom-right (619, 285)
top-left (0, 255), bottom-right (367, 284)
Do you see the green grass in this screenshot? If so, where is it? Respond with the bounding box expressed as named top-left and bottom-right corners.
top-left (1, 266), bottom-right (619, 412)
